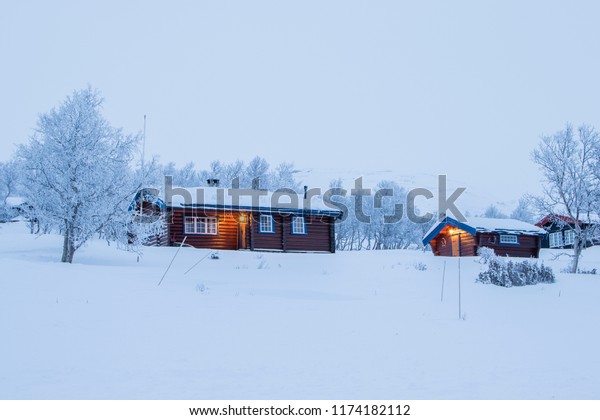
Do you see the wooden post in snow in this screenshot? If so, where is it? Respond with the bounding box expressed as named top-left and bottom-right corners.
top-left (441, 259), bottom-right (446, 302)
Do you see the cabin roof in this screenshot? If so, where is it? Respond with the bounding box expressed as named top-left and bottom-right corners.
top-left (535, 213), bottom-right (600, 227)
top-left (128, 189), bottom-right (167, 212)
top-left (135, 186), bottom-right (343, 217)
top-left (422, 216), bottom-right (546, 246)
top-left (5, 196), bottom-right (25, 207)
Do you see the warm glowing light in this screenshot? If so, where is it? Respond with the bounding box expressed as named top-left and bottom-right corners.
top-left (448, 228), bottom-right (456, 235)
top-left (239, 214), bottom-right (247, 223)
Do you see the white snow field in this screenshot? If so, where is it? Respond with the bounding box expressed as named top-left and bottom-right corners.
top-left (1, 221), bottom-right (599, 400)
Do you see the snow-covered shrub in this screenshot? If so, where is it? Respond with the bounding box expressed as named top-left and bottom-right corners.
top-left (476, 260), bottom-right (509, 286)
top-left (477, 246), bottom-right (497, 264)
top-left (477, 259), bottom-right (555, 287)
top-left (0, 204), bottom-right (15, 223)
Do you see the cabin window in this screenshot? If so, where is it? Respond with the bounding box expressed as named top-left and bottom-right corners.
top-left (259, 214), bottom-right (274, 233)
top-left (184, 216), bottom-right (218, 235)
top-left (564, 229), bottom-right (575, 246)
top-left (549, 231), bottom-right (564, 248)
top-left (291, 216), bottom-right (306, 234)
top-left (499, 234), bottom-right (518, 244)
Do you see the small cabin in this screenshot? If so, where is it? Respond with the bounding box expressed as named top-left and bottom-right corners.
top-left (131, 186), bottom-right (342, 253)
top-left (422, 216), bottom-right (546, 258)
top-left (536, 214), bottom-right (599, 249)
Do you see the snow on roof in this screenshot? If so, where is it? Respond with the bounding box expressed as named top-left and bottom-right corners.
top-left (467, 217), bottom-right (547, 234)
top-left (154, 186), bottom-right (343, 216)
top-left (5, 196), bottom-right (25, 207)
top-left (422, 216), bottom-right (546, 246)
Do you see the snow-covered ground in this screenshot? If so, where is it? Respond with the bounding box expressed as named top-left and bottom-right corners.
top-left (1, 221), bottom-right (599, 399)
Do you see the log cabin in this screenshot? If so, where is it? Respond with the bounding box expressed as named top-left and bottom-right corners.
top-left (422, 216), bottom-right (546, 258)
top-left (535, 214), bottom-right (599, 249)
top-left (131, 186), bottom-right (342, 253)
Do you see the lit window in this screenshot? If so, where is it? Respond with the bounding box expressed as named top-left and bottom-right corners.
top-left (499, 234), bottom-right (518, 244)
top-left (259, 215), bottom-right (274, 233)
top-left (549, 231), bottom-right (564, 248)
top-left (292, 216), bottom-right (306, 234)
top-left (184, 217), bottom-right (218, 235)
top-left (564, 230), bottom-right (575, 246)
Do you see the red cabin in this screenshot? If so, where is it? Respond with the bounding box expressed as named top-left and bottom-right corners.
top-left (133, 186), bottom-right (342, 253)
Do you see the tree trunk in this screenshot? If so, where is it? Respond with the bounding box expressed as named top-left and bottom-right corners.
top-left (61, 221), bottom-right (76, 263)
top-left (571, 238), bottom-right (583, 273)
top-left (61, 230), bottom-right (70, 263)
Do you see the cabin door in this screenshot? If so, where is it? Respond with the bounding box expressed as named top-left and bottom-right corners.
top-left (451, 236), bottom-right (459, 256)
top-left (238, 220), bottom-right (247, 249)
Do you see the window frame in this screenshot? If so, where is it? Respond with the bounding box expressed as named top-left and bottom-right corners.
top-left (291, 216), bottom-right (306, 235)
top-left (499, 234), bottom-right (519, 244)
top-left (564, 229), bottom-right (575, 246)
top-left (184, 216), bottom-right (218, 235)
top-left (549, 231), bottom-right (564, 248)
top-left (258, 214), bottom-right (275, 234)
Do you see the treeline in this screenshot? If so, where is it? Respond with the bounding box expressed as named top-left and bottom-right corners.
top-left (328, 179), bottom-right (434, 251)
top-left (142, 156), bottom-right (301, 192)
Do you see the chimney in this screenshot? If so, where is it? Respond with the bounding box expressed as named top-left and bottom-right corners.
top-left (251, 178), bottom-right (260, 190)
top-left (303, 185), bottom-right (308, 199)
top-left (207, 179), bottom-right (220, 187)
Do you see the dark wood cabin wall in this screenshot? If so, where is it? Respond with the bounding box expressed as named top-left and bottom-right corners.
top-left (169, 208), bottom-right (239, 250)
top-left (477, 233), bottom-right (540, 258)
top-left (251, 213), bottom-right (284, 250)
top-left (168, 208), bottom-right (337, 252)
top-left (285, 215), bottom-right (334, 252)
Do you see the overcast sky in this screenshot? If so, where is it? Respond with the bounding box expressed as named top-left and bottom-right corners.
top-left (2, 1), bottom-right (600, 208)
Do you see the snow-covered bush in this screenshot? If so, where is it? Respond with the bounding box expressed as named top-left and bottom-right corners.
top-left (477, 246), bottom-right (497, 264)
top-left (477, 259), bottom-right (555, 287)
top-left (0, 204), bottom-right (17, 223)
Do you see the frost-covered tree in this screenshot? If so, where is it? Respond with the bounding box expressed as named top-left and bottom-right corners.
top-left (483, 204), bottom-right (507, 219)
top-left (222, 160), bottom-right (245, 188)
top-left (330, 178), bottom-right (431, 251)
top-left (271, 162), bottom-right (301, 191)
top-left (245, 156), bottom-right (270, 189)
top-left (532, 123), bottom-right (600, 273)
top-left (510, 195), bottom-right (536, 224)
top-left (175, 161), bottom-right (200, 187)
top-left (0, 159), bottom-right (21, 205)
top-left (17, 87), bottom-right (141, 263)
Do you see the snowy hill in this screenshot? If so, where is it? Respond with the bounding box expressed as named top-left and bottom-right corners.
top-left (1, 221), bottom-right (599, 399)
